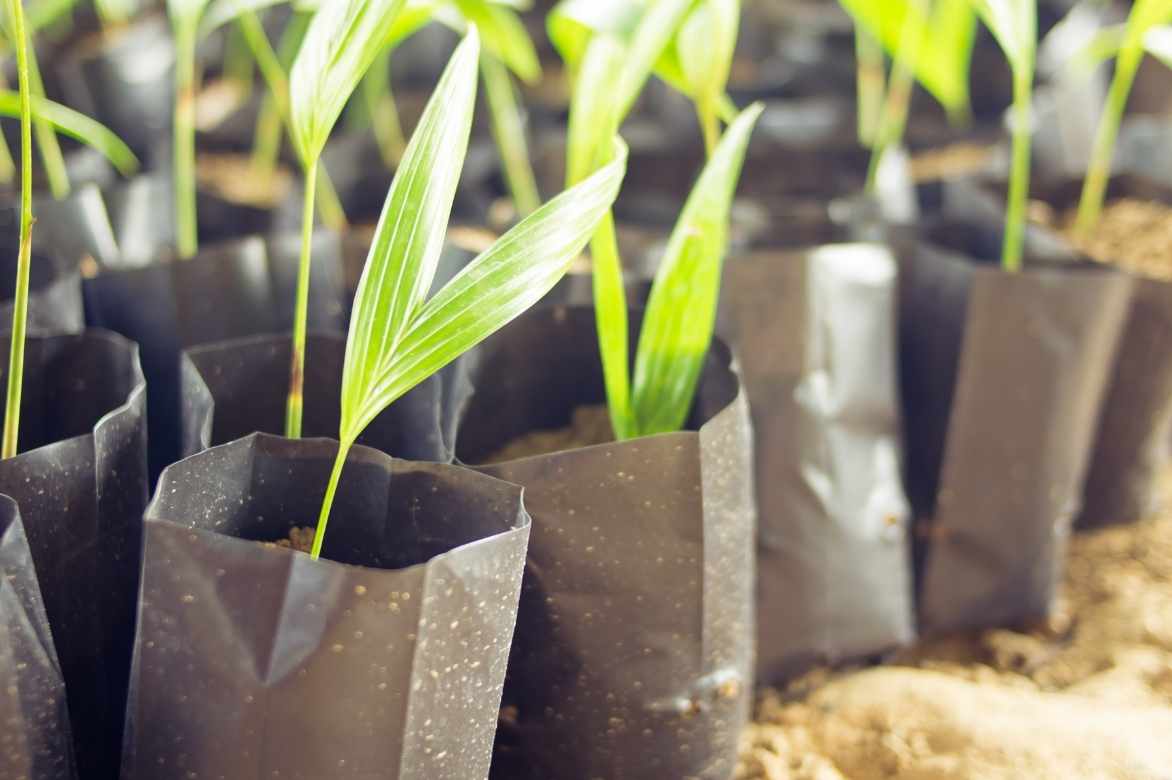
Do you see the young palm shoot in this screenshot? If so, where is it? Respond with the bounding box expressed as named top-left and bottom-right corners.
top-left (553, 0), bottom-right (751, 438)
top-left (837, 0), bottom-right (976, 190)
top-left (0, 50), bottom-right (138, 462)
top-left (970, 0), bottom-right (1036, 272)
top-left (168, 0), bottom-right (212, 259)
top-left (1074, 0), bottom-right (1172, 237)
top-left (311, 29), bottom-right (626, 558)
top-left (283, 0), bottom-right (408, 438)
top-left (2, 0), bottom-right (34, 460)
top-left (95, 0), bottom-right (134, 25)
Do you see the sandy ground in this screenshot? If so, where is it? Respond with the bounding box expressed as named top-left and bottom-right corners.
top-left (738, 475), bottom-right (1172, 779)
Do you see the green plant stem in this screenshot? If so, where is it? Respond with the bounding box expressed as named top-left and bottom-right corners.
top-left (174, 21), bottom-right (199, 259)
top-left (1074, 42), bottom-right (1144, 238)
top-left (591, 210), bottom-right (633, 440)
top-left (3, 0), bottom-right (34, 459)
top-left (698, 99), bottom-right (718, 158)
top-left (223, 20), bottom-right (256, 97)
top-left (285, 159), bottom-right (318, 439)
top-left (0, 72), bottom-right (14, 184)
top-left (1002, 69), bottom-right (1032, 273)
top-left (239, 12), bottom-right (347, 231)
top-left (311, 439), bottom-right (351, 559)
top-left (481, 54), bottom-right (541, 217)
top-left (865, 1), bottom-right (924, 194)
top-left (251, 91), bottom-right (283, 174)
top-left (855, 26), bottom-right (885, 148)
top-left (27, 52), bottom-right (68, 199)
top-left (363, 49), bottom-right (406, 167)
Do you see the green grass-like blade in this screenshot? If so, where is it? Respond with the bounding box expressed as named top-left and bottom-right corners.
top-left (200, 0), bottom-right (290, 36)
top-left (453, 0), bottom-right (540, 83)
top-left (837, 0), bottom-right (976, 122)
top-left (290, 0), bottom-right (407, 165)
top-left (342, 137), bottom-right (627, 441)
top-left (0, 91), bottom-right (139, 176)
top-left (340, 28), bottom-right (480, 441)
top-left (630, 102), bottom-right (762, 436)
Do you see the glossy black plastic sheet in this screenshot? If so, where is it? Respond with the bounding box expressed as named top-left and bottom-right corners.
top-left (900, 227), bottom-right (1130, 633)
top-left (456, 305), bottom-right (755, 780)
top-left (0, 496), bottom-right (75, 780)
top-left (0, 208), bottom-right (84, 335)
top-left (122, 433), bottom-right (530, 779)
top-left (719, 244), bottom-right (914, 684)
top-left (55, 15), bottom-right (174, 167)
top-left (180, 332), bottom-right (471, 463)
top-left (85, 232), bottom-right (346, 476)
top-left (945, 173), bottom-right (1172, 528)
top-left (0, 331), bottom-right (147, 780)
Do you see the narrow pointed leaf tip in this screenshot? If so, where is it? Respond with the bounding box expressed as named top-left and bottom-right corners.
top-left (290, 0), bottom-right (408, 165)
top-left (631, 101), bottom-right (764, 436)
top-left (342, 27), bottom-right (481, 431)
top-left (340, 137), bottom-right (627, 443)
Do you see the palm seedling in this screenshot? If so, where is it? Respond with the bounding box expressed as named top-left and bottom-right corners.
top-left (837, 0), bottom-right (977, 191)
top-left (969, 0), bottom-right (1037, 272)
top-left (550, 0), bottom-right (762, 439)
top-left (1072, 0), bottom-right (1172, 237)
top-left (1, 0), bottom-right (140, 458)
top-left (310, 27), bottom-right (627, 557)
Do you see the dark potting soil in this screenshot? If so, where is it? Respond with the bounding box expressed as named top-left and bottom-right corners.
top-left (481, 405), bottom-right (614, 464)
top-left (196, 152), bottom-right (295, 210)
top-left (1034, 198), bottom-right (1172, 281)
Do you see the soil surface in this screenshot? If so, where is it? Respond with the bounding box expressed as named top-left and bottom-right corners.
top-left (909, 143), bottom-right (996, 183)
top-left (1031, 198), bottom-right (1172, 281)
top-left (738, 474), bottom-right (1172, 779)
top-left (482, 405), bottom-right (614, 463)
top-left (197, 152), bottom-right (294, 209)
top-left (273, 526), bottom-right (316, 553)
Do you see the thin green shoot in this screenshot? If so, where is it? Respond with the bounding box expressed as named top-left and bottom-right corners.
top-left (311, 29), bottom-right (626, 557)
top-left (248, 8), bottom-right (307, 177)
top-left (0, 92), bottom-right (141, 176)
top-left (233, 10), bottom-right (347, 230)
top-left (168, 0), bottom-right (211, 259)
top-left (362, 48), bottom-right (406, 165)
top-left (855, 26), bottom-right (884, 147)
top-left (838, 0), bottom-right (976, 128)
top-left (283, 0), bottom-right (408, 438)
top-left (95, 0), bottom-right (134, 26)
top-left (970, 0), bottom-right (1036, 272)
top-left (25, 46), bottom-right (68, 199)
top-left (1075, 0), bottom-right (1172, 237)
top-left (863, 0), bottom-right (926, 193)
top-left (554, 0), bottom-right (753, 438)
top-left (2, 0), bottom-right (34, 459)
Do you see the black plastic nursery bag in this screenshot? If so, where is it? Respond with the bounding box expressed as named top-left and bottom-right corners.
top-left (900, 228), bottom-right (1130, 634)
top-left (944, 173), bottom-right (1172, 528)
top-left (85, 231), bottom-right (347, 476)
top-left (0, 209), bottom-right (84, 336)
top-left (180, 332), bottom-right (471, 463)
top-left (456, 305), bottom-right (756, 780)
top-left (0, 331), bottom-right (148, 780)
top-left (55, 15), bottom-right (174, 167)
top-left (0, 496), bottom-right (75, 780)
top-left (122, 434), bottom-right (530, 779)
top-left (718, 243), bottom-right (914, 684)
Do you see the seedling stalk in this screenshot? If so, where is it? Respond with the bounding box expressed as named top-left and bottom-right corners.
top-left (284, 157), bottom-right (317, 438)
top-left (482, 52), bottom-right (541, 216)
top-left (3, 0), bottom-right (34, 459)
top-left (1002, 67), bottom-right (1031, 272)
top-left (174, 19), bottom-right (199, 258)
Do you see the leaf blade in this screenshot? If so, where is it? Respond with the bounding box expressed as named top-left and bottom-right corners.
top-left (342, 138), bottom-right (628, 441)
top-left (630, 102), bottom-right (763, 436)
top-left (0, 91), bottom-right (139, 176)
top-left (340, 28), bottom-right (480, 439)
top-left (289, 0), bottom-right (407, 165)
